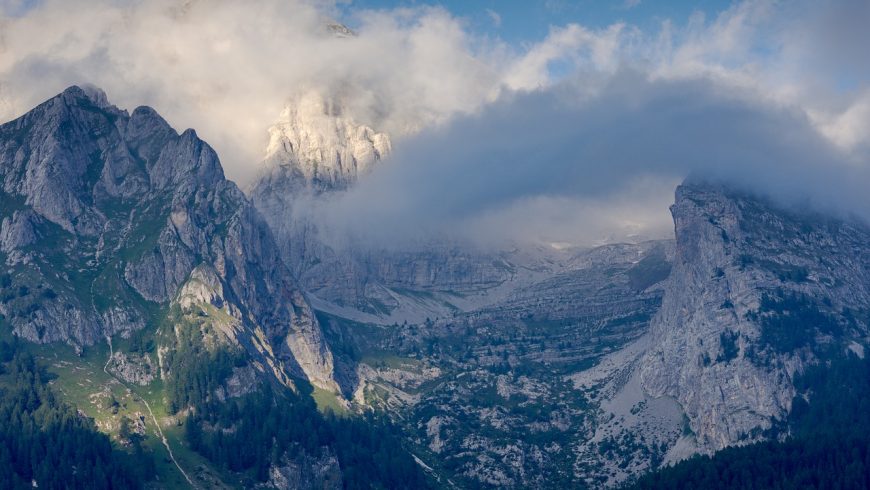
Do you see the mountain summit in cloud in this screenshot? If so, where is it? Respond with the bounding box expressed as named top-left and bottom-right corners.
top-left (259, 89), bottom-right (392, 193)
top-left (1, 1), bottom-right (869, 489)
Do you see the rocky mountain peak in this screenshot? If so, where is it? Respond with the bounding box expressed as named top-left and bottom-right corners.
top-left (0, 86), bottom-right (340, 392)
top-left (258, 89), bottom-right (391, 193)
top-left (77, 84), bottom-right (113, 110)
top-left (126, 105), bottom-right (176, 163)
top-left (326, 22), bottom-right (356, 38)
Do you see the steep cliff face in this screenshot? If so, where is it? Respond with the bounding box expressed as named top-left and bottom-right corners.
top-left (300, 242), bottom-right (529, 322)
top-left (641, 182), bottom-right (870, 451)
top-left (0, 86), bottom-right (337, 391)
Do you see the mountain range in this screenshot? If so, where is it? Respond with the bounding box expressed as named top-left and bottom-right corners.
top-left (0, 86), bottom-right (868, 489)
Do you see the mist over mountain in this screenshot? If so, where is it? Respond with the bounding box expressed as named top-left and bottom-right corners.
top-left (323, 70), bottom-right (867, 247)
top-left (0, 1), bottom-right (869, 489)
top-left (2, 0), bottom-right (868, 249)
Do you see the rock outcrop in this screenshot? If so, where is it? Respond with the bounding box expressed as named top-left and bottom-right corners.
top-left (257, 449), bottom-right (343, 490)
top-left (106, 351), bottom-right (155, 386)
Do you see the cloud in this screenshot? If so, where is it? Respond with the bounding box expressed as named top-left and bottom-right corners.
top-left (503, 23), bottom-right (626, 91)
top-left (0, 0), bottom-right (868, 248)
top-left (485, 8), bottom-right (501, 28)
top-left (814, 90), bottom-right (870, 154)
top-left (322, 70), bottom-right (866, 247)
top-left (0, 0), bottom-right (506, 181)
top-left (0, 0), bottom-right (622, 185)
top-left (646, 0), bottom-right (870, 157)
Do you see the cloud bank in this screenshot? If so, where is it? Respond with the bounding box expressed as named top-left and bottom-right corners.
top-left (323, 70), bottom-right (865, 247)
top-left (316, 0), bottom-right (870, 247)
top-left (0, 0), bottom-right (608, 181)
top-left (1, 0), bottom-right (868, 247)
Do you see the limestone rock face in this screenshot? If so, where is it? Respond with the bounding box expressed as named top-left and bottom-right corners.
top-left (0, 210), bottom-right (39, 252)
top-left (255, 89), bottom-right (391, 194)
top-left (641, 182), bottom-right (870, 451)
top-left (106, 351), bottom-right (155, 386)
top-left (219, 365), bottom-right (260, 400)
top-left (258, 450), bottom-right (343, 490)
top-left (296, 239), bottom-right (526, 322)
top-left (0, 86), bottom-right (338, 391)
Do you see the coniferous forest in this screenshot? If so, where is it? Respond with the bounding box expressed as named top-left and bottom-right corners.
top-left (0, 331), bottom-right (428, 489)
top-left (0, 339), bottom-right (147, 490)
top-left (184, 383), bottom-right (430, 488)
top-left (157, 309), bottom-right (430, 488)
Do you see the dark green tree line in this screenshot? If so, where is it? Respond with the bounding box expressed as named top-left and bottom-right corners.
top-left (0, 339), bottom-right (149, 489)
top-left (629, 353), bottom-right (870, 489)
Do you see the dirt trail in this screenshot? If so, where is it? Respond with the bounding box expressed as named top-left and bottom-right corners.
top-left (104, 337), bottom-right (197, 488)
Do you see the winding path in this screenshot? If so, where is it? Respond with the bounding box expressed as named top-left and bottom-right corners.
top-left (91, 213), bottom-right (195, 488)
top-left (104, 337), bottom-right (197, 488)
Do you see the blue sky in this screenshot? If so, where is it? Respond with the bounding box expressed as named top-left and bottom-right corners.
top-left (1, 0), bottom-right (744, 54)
top-left (339, 0), bottom-right (736, 45)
